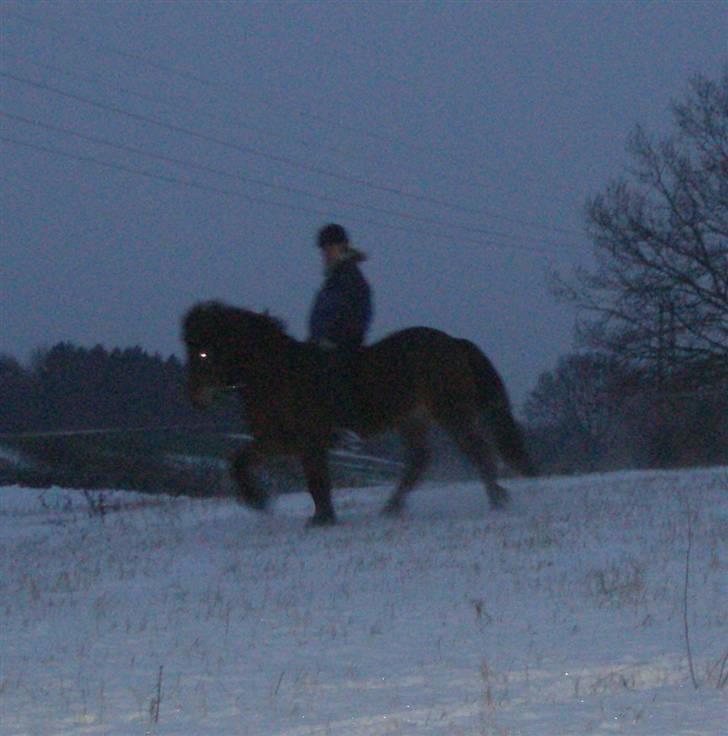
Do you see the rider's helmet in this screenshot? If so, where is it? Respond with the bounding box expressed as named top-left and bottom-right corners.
top-left (317, 223), bottom-right (349, 249)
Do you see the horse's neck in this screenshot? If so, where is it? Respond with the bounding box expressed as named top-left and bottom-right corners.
top-left (234, 333), bottom-right (301, 385)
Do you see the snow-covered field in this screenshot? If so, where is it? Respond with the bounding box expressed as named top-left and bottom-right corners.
top-left (1, 467), bottom-right (726, 735)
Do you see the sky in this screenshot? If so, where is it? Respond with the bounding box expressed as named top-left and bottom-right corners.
top-left (1, 0), bottom-right (726, 408)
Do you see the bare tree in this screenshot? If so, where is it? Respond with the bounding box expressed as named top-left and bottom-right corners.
top-left (557, 68), bottom-right (728, 387)
top-left (524, 353), bottom-right (631, 469)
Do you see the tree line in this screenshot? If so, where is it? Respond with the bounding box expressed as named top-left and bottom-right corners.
top-left (1, 338), bottom-right (724, 486)
top-left (0, 343), bottom-right (243, 494)
top-left (0, 342), bottom-right (234, 433)
top-left (526, 67), bottom-right (727, 471)
top-left (524, 352), bottom-right (727, 472)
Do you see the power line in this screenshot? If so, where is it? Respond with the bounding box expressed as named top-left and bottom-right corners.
top-left (1, 47), bottom-right (583, 239)
top-left (1, 69), bottom-right (585, 248)
top-left (5, 10), bottom-right (495, 176)
top-left (5, 9), bottom-right (585, 214)
top-left (0, 69), bottom-right (375, 183)
top-left (0, 48), bottom-right (356, 161)
top-left (0, 49), bottom-right (582, 237)
top-left (1, 110), bottom-right (583, 249)
top-left (1, 69), bottom-right (494, 215)
top-left (0, 134), bottom-right (565, 255)
top-left (0, 49), bottom-right (536, 234)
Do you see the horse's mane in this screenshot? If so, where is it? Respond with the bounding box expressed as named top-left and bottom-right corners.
top-left (182, 301), bottom-right (289, 347)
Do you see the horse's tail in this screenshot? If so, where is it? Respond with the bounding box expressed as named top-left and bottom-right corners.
top-left (460, 339), bottom-right (537, 477)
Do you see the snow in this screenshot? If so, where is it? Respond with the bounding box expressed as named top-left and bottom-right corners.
top-left (1, 467), bottom-right (726, 735)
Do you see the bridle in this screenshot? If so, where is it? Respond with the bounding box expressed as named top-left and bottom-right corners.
top-left (195, 350), bottom-right (245, 393)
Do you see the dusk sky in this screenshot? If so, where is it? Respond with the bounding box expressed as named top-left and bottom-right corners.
top-left (1, 0), bottom-right (726, 407)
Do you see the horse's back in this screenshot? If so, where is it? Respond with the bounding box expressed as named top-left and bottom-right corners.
top-left (360, 326), bottom-right (473, 397)
top-left (366, 326), bottom-right (456, 356)
top-left (360, 327), bottom-right (510, 410)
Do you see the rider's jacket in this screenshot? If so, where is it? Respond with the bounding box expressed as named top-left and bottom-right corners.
top-left (308, 249), bottom-right (372, 351)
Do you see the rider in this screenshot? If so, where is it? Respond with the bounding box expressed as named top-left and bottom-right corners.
top-left (308, 223), bottom-right (372, 425)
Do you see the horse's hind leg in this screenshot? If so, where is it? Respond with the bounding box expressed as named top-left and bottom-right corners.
top-left (230, 443), bottom-right (269, 511)
top-left (300, 445), bottom-right (336, 526)
top-left (383, 417), bottom-right (432, 516)
top-left (440, 411), bottom-right (509, 510)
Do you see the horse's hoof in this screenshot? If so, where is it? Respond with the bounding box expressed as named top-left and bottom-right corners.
top-left (306, 512), bottom-right (336, 528)
top-left (489, 486), bottom-right (510, 510)
top-left (238, 492), bottom-right (269, 511)
top-left (381, 499), bottom-right (404, 516)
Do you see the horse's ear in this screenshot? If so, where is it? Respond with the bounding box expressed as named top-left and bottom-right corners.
top-left (262, 308), bottom-right (287, 333)
top-left (183, 301), bottom-right (228, 344)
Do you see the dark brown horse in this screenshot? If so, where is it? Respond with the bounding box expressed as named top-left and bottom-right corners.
top-left (182, 301), bottom-right (535, 525)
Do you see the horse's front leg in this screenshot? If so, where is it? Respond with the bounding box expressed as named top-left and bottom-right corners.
top-left (230, 443), bottom-right (269, 511)
top-left (300, 445), bottom-right (336, 526)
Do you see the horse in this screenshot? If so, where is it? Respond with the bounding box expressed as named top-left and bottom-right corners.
top-left (182, 301), bottom-right (536, 526)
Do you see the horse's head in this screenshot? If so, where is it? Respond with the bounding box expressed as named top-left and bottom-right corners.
top-left (182, 301), bottom-right (234, 408)
top-left (181, 301), bottom-right (288, 409)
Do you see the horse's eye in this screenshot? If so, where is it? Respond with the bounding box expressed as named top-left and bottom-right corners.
top-left (199, 352), bottom-right (209, 360)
